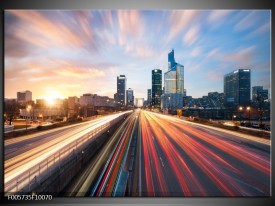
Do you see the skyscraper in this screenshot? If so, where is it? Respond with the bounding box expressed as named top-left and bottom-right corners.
top-left (224, 69), bottom-right (251, 108)
top-left (152, 69), bottom-right (162, 107)
top-left (162, 50), bottom-right (184, 112)
top-left (126, 88), bottom-right (134, 107)
top-left (168, 49), bottom-right (176, 70)
top-left (147, 89), bottom-right (152, 106)
top-left (117, 75), bottom-right (127, 107)
top-left (252, 86), bottom-right (268, 102)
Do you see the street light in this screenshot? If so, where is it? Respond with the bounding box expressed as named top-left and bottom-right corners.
top-left (239, 106), bottom-right (243, 123)
top-left (232, 115), bottom-right (236, 122)
top-left (39, 114), bottom-right (43, 125)
top-left (81, 150), bottom-right (85, 167)
top-left (246, 106), bottom-right (251, 126)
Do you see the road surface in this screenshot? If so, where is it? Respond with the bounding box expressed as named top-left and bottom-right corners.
top-left (138, 111), bottom-right (270, 196)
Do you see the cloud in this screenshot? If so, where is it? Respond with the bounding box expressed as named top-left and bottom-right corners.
top-left (183, 24), bottom-right (200, 46)
top-left (6, 10), bottom-right (96, 51)
top-left (96, 29), bottom-right (116, 45)
top-left (222, 46), bottom-right (256, 66)
top-left (208, 10), bottom-right (232, 22)
top-left (234, 11), bottom-right (258, 31)
top-left (99, 10), bottom-right (114, 28)
top-left (186, 63), bottom-right (201, 72)
top-left (117, 10), bottom-right (144, 37)
top-left (206, 48), bottom-right (220, 58)
top-left (168, 10), bottom-right (199, 42)
top-left (190, 47), bottom-right (201, 57)
top-left (53, 60), bottom-right (106, 79)
top-left (247, 22), bottom-right (270, 38)
top-left (206, 72), bottom-right (222, 80)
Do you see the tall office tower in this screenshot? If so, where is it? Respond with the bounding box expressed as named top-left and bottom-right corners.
top-left (252, 86), bottom-right (268, 102)
top-left (168, 49), bottom-right (176, 70)
top-left (126, 88), bottom-right (134, 107)
top-left (162, 50), bottom-right (184, 111)
top-left (147, 89), bottom-right (152, 106)
top-left (117, 75), bottom-right (127, 107)
top-left (224, 69), bottom-right (251, 108)
top-left (184, 89), bottom-right (187, 97)
top-left (152, 69), bottom-right (162, 107)
top-left (17, 90), bottom-right (32, 105)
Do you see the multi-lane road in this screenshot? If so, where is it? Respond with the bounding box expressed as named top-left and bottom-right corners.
top-left (4, 112), bottom-right (130, 193)
top-left (4, 110), bottom-right (271, 196)
top-left (138, 111), bottom-right (270, 196)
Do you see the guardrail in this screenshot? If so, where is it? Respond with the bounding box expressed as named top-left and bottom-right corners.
top-left (5, 114), bottom-right (126, 194)
top-left (112, 116), bottom-right (137, 196)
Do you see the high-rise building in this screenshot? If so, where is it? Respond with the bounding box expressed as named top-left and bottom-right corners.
top-left (162, 50), bottom-right (184, 112)
top-left (184, 89), bottom-right (187, 97)
top-left (17, 90), bottom-right (32, 105)
top-left (126, 88), bottom-right (134, 107)
top-left (152, 69), bottom-right (162, 107)
top-left (252, 86), bottom-right (268, 102)
top-left (147, 89), bottom-right (152, 106)
top-left (168, 49), bottom-right (176, 70)
top-left (224, 69), bottom-right (251, 108)
top-left (117, 75), bottom-right (127, 107)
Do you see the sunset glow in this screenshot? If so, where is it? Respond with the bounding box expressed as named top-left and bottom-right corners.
top-left (4, 10), bottom-right (270, 100)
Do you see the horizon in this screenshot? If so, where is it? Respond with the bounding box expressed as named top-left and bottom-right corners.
top-left (4, 10), bottom-right (271, 101)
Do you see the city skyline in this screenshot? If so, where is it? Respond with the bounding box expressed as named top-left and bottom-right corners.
top-left (5, 10), bottom-right (271, 100)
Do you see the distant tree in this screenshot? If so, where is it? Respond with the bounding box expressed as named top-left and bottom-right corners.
top-left (4, 101), bottom-right (19, 125)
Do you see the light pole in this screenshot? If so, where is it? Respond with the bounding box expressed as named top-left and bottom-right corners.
top-left (246, 106), bottom-right (251, 126)
top-left (26, 105), bottom-right (31, 131)
top-left (239, 106), bottom-right (243, 124)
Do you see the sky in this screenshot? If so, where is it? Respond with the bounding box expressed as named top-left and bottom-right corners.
top-left (4, 10), bottom-right (271, 101)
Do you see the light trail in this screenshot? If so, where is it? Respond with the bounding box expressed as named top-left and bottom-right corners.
top-left (4, 112), bottom-right (130, 192)
top-left (139, 110), bottom-right (270, 196)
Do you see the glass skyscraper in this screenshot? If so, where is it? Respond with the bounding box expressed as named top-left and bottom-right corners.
top-left (126, 88), bottom-right (134, 107)
top-left (117, 75), bottom-right (127, 107)
top-left (147, 89), bottom-right (152, 106)
top-left (168, 49), bottom-right (176, 70)
top-left (224, 69), bottom-right (251, 108)
top-left (152, 69), bottom-right (162, 107)
top-left (162, 50), bottom-right (184, 112)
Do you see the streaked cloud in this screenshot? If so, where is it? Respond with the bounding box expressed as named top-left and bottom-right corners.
top-left (190, 47), bottom-right (201, 57)
top-left (168, 10), bottom-right (199, 42)
top-left (208, 10), bottom-right (232, 22)
top-left (247, 22), bottom-right (270, 38)
top-left (234, 11), bottom-right (258, 31)
top-left (4, 10), bottom-right (270, 99)
top-left (206, 48), bottom-right (220, 58)
top-left (183, 24), bottom-right (200, 46)
top-left (222, 46), bottom-right (256, 66)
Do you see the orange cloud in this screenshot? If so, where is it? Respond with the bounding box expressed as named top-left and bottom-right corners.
top-left (7, 10), bottom-right (94, 49)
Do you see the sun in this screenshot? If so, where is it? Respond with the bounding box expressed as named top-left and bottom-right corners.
top-left (44, 91), bottom-right (64, 106)
top-left (45, 97), bottom-right (55, 106)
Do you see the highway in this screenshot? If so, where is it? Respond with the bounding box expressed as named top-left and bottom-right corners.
top-left (4, 111), bottom-right (131, 193)
top-left (91, 111), bottom-right (138, 197)
top-left (66, 111), bottom-right (139, 197)
top-left (4, 109), bottom-right (271, 197)
top-left (138, 110), bottom-right (270, 196)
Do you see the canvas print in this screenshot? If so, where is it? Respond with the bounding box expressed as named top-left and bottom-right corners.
top-left (4, 10), bottom-right (271, 197)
